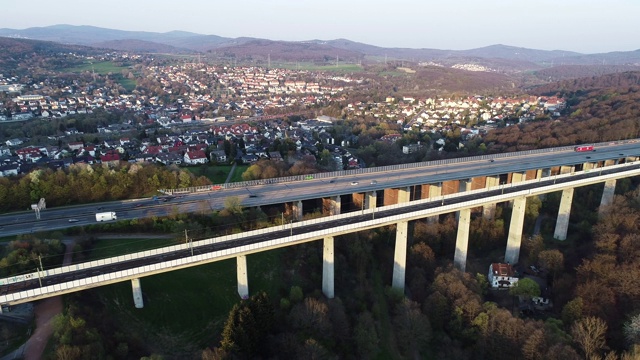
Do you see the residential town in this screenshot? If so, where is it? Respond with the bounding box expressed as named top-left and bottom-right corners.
top-left (0, 54), bottom-right (566, 178)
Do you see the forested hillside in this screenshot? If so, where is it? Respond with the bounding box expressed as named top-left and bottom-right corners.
top-left (483, 71), bottom-right (640, 152)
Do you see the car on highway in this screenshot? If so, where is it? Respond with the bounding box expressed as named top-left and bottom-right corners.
top-left (370, 180), bottom-right (377, 185)
top-left (351, 181), bottom-right (359, 185)
top-left (68, 219), bottom-right (79, 223)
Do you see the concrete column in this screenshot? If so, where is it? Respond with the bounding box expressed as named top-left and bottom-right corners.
top-left (454, 208), bottom-right (471, 272)
top-left (484, 176), bottom-right (499, 220)
top-left (237, 255), bottom-right (249, 299)
top-left (505, 197), bottom-right (527, 264)
top-left (428, 183), bottom-right (442, 223)
top-left (292, 200), bottom-right (303, 221)
top-left (398, 186), bottom-right (411, 203)
top-left (554, 188), bottom-right (575, 241)
top-left (560, 165), bottom-right (574, 174)
top-left (604, 159), bottom-right (617, 167)
top-left (511, 171), bottom-right (526, 183)
top-left (322, 236), bottom-right (334, 299)
top-left (392, 221), bottom-right (409, 291)
top-left (583, 162), bottom-right (595, 171)
top-left (365, 191), bottom-right (377, 210)
top-left (323, 195), bottom-right (341, 215)
top-left (599, 179), bottom-right (616, 214)
top-left (131, 278), bottom-right (144, 308)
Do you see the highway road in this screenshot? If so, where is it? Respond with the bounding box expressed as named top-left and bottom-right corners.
top-left (0, 141), bottom-right (638, 236)
top-left (3, 161), bottom-right (639, 299)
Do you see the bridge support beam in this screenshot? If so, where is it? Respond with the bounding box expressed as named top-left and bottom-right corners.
top-left (599, 179), bottom-right (616, 215)
top-left (322, 236), bottom-right (335, 299)
top-left (560, 165), bottom-right (574, 174)
top-left (131, 278), bottom-right (144, 309)
top-left (428, 183), bottom-right (442, 223)
top-left (505, 197), bottom-right (527, 264)
top-left (484, 176), bottom-right (499, 220)
top-left (454, 208), bottom-right (471, 272)
top-left (554, 188), bottom-right (574, 241)
top-left (583, 162), bottom-right (596, 171)
top-left (392, 221), bottom-right (409, 291)
top-left (323, 195), bottom-right (341, 215)
top-left (398, 187), bottom-right (411, 204)
top-left (365, 191), bottom-right (377, 210)
top-left (292, 200), bottom-right (303, 221)
top-left (604, 159), bottom-right (618, 167)
top-left (237, 255), bottom-right (249, 299)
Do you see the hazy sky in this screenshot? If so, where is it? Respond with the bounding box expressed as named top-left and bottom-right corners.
top-left (3, 0), bottom-right (639, 54)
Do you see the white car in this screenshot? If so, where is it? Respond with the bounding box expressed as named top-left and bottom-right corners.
top-left (351, 181), bottom-right (359, 185)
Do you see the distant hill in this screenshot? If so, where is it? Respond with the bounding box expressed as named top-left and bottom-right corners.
top-left (1, 24), bottom-right (639, 72)
top-left (0, 36), bottom-right (99, 69)
top-left (92, 39), bottom-right (195, 54)
top-left (207, 39), bottom-right (364, 63)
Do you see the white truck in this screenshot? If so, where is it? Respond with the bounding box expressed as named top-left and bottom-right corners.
top-left (95, 212), bottom-right (117, 222)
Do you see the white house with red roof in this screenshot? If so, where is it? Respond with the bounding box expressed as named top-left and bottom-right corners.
top-left (488, 263), bottom-right (519, 289)
top-left (183, 150), bottom-right (208, 165)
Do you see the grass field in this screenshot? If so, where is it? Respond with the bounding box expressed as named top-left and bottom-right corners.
top-left (61, 61), bottom-right (137, 91)
top-left (62, 61), bottom-right (126, 75)
top-left (91, 242), bottom-right (285, 349)
top-left (271, 62), bottom-right (363, 72)
top-left (186, 164), bottom-right (248, 184)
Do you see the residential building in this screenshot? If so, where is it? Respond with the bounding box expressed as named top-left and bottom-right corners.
top-left (488, 263), bottom-right (519, 289)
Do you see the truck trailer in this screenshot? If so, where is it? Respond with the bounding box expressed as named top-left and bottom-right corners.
top-left (95, 212), bottom-right (117, 222)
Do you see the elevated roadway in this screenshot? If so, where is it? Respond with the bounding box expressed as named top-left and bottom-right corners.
top-left (0, 140), bottom-right (638, 236)
top-left (1, 161), bottom-right (639, 307)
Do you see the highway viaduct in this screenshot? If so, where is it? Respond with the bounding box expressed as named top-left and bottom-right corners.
top-left (1, 142), bottom-right (639, 310)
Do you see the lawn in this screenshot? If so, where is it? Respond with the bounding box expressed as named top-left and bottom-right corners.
top-left (83, 236), bottom-right (179, 260)
top-left (61, 61), bottom-right (126, 75)
top-left (60, 61), bottom-right (137, 91)
top-left (271, 62), bottom-right (363, 72)
top-left (186, 164), bottom-right (248, 184)
top-left (92, 247), bottom-right (286, 350)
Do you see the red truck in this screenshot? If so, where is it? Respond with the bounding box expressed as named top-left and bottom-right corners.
top-left (574, 145), bottom-right (594, 152)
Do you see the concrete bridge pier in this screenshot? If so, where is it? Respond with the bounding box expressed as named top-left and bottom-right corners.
top-left (483, 176), bottom-right (499, 220)
top-left (291, 200), bottom-right (303, 221)
top-left (456, 180), bottom-right (472, 221)
top-left (554, 188), bottom-right (574, 241)
top-left (604, 159), bottom-right (618, 166)
top-left (428, 183), bottom-right (442, 223)
top-left (560, 165), bottom-right (574, 174)
top-left (398, 186), bottom-right (411, 204)
top-left (505, 196), bottom-right (527, 264)
top-left (323, 195), bottom-right (341, 215)
top-left (583, 162), bottom-right (596, 170)
top-left (599, 179), bottom-right (616, 215)
top-left (237, 255), bottom-right (249, 299)
top-left (365, 191), bottom-right (377, 210)
top-left (392, 221), bottom-right (409, 291)
top-left (322, 236), bottom-right (335, 298)
top-left (454, 208), bottom-right (471, 272)
top-left (131, 278), bottom-right (144, 308)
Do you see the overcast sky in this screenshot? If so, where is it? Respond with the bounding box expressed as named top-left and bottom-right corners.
top-left (3, 0), bottom-right (639, 54)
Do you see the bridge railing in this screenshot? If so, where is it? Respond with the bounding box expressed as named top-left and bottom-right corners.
top-left (159, 139), bottom-right (638, 195)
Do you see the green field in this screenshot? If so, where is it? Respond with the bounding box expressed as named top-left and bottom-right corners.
top-left (62, 61), bottom-right (126, 75)
top-left (187, 164), bottom-right (248, 184)
top-left (271, 62), bottom-right (363, 72)
top-left (61, 61), bottom-right (136, 91)
top-left (90, 239), bottom-right (285, 349)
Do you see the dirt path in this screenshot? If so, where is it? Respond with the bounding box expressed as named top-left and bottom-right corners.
top-left (21, 239), bottom-right (74, 360)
